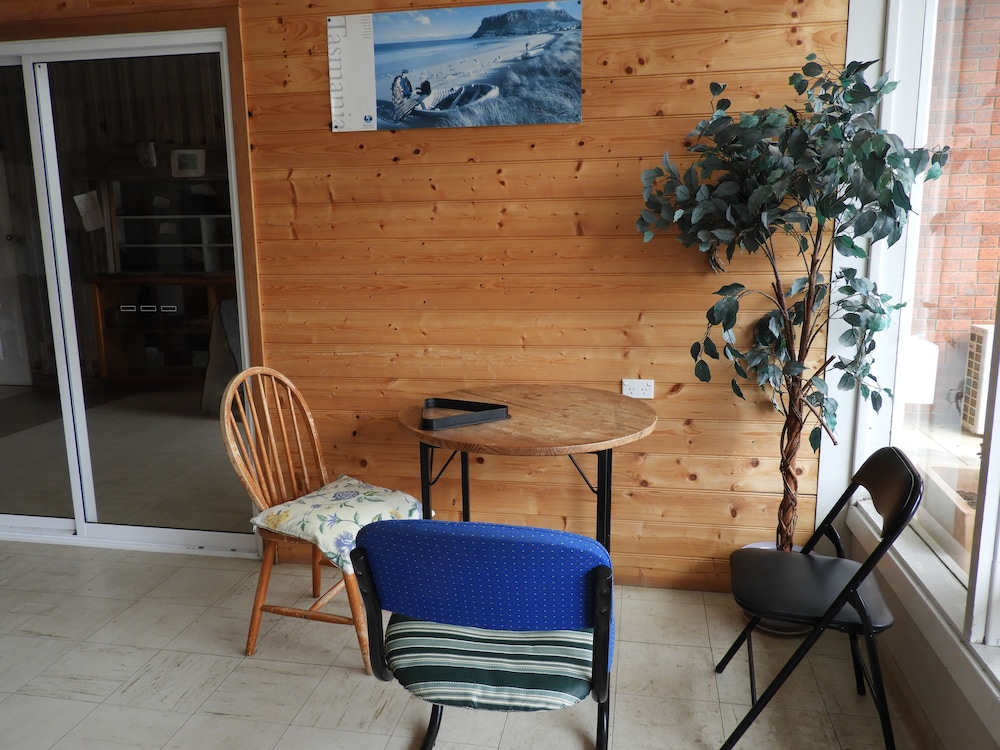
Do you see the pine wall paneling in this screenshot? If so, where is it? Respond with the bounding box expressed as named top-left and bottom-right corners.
top-left (0, 0), bottom-right (849, 590)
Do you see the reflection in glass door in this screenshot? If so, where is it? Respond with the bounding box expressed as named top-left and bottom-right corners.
top-left (890, 14), bottom-right (996, 582)
top-left (38, 52), bottom-right (248, 533)
top-left (0, 64), bottom-right (74, 521)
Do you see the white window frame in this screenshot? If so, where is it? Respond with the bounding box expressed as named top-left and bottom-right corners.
top-left (843, 0), bottom-right (1000, 646)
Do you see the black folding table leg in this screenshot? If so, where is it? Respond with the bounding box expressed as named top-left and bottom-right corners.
top-left (461, 451), bottom-right (471, 521)
top-left (595, 449), bottom-right (613, 551)
top-left (419, 442), bottom-right (434, 519)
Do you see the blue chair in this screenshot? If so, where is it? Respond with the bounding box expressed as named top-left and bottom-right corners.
top-left (350, 520), bottom-right (614, 750)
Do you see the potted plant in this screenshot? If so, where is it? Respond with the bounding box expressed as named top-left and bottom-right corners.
top-left (637, 56), bottom-right (949, 551)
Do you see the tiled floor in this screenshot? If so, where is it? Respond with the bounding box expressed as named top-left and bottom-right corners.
top-left (0, 539), bottom-right (927, 750)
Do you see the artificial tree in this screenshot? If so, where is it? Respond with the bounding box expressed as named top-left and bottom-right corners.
top-left (637, 57), bottom-right (949, 551)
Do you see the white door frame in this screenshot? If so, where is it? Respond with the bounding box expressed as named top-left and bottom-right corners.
top-left (0, 30), bottom-right (255, 556)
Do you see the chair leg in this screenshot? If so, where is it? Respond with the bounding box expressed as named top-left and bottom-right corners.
top-left (716, 617), bottom-right (760, 703)
top-left (596, 696), bottom-right (610, 750)
top-left (310, 544), bottom-right (323, 599)
top-left (344, 571), bottom-right (373, 675)
top-left (419, 704), bottom-right (443, 750)
top-left (246, 538), bottom-right (277, 656)
top-left (864, 633), bottom-right (896, 750)
top-left (848, 632), bottom-right (866, 696)
top-left (720, 626), bottom-right (826, 750)
top-left (716, 615), bottom-right (757, 674)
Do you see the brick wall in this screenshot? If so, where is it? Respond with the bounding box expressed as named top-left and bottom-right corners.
top-left (915, 0), bottom-right (1000, 346)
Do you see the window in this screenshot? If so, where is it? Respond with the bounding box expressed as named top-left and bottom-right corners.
top-left (857, 0), bottom-right (1000, 644)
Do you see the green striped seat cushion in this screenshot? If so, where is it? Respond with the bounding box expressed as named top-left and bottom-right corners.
top-left (385, 614), bottom-right (594, 711)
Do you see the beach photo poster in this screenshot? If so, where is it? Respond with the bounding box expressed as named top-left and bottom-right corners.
top-left (328, 1), bottom-right (582, 132)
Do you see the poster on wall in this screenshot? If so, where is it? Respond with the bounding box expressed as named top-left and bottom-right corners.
top-left (328, 1), bottom-right (582, 132)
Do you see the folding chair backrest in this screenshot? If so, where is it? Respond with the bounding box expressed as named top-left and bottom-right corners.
top-left (220, 366), bottom-right (330, 513)
top-left (804, 445), bottom-right (923, 563)
top-left (354, 519), bottom-right (612, 632)
top-left (852, 446), bottom-right (923, 540)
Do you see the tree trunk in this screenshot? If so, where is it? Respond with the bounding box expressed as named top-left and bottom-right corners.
top-left (777, 386), bottom-right (804, 551)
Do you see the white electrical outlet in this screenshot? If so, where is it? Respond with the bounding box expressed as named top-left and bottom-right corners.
top-left (622, 379), bottom-right (654, 399)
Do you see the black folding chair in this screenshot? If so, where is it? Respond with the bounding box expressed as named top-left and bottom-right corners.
top-left (715, 446), bottom-right (923, 750)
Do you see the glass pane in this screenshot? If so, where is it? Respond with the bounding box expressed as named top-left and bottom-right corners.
top-left (0, 65), bottom-right (75, 518)
top-left (45, 54), bottom-right (248, 532)
top-left (893, 5), bottom-right (997, 579)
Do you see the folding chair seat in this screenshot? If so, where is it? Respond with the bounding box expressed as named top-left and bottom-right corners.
top-left (220, 366), bottom-right (421, 671)
top-left (350, 519), bottom-right (614, 749)
top-left (715, 446), bottom-right (923, 750)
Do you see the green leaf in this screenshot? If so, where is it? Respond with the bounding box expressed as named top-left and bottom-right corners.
top-left (803, 61), bottom-right (823, 77)
top-left (640, 167), bottom-right (664, 185)
top-left (708, 297), bottom-right (740, 330)
top-left (787, 277), bottom-right (809, 296)
top-left (715, 283), bottom-right (746, 296)
top-left (809, 426), bottom-right (823, 452)
top-left (703, 337), bottom-right (720, 359)
top-left (695, 360), bottom-right (712, 383)
top-left (731, 379), bottom-right (745, 399)
top-left (710, 82), bottom-right (726, 97)
top-left (690, 341), bottom-right (701, 360)
top-left (783, 361), bottom-right (806, 376)
top-left (839, 329), bottom-right (860, 347)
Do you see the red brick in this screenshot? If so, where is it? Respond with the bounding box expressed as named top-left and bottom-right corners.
top-left (946, 224), bottom-right (984, 236)
top-left (942, 246), bottom-right (987, 260)
top-left (936, 319), bottom-right (976, 331)
top-left (960, 259), bottom-right (1000, 272)
top-left (941, 271), bottom-right (982, 283)
top-left (963, 186), bottom-right (1000, 199)
top-left (948, 199), bottom-right (986, 211)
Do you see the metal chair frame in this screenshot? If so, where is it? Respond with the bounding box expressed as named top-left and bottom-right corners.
top-left (715, 446), bottom-right (923, 750)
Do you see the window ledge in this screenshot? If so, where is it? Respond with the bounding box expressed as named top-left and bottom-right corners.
top-left (848, 501), bottom-right (1000, 742)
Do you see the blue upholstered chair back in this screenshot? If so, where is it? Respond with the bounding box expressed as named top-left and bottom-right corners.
top-left (353, 519), bottom-right (612, 633)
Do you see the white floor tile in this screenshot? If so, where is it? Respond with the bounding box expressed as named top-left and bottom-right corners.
top-left (615, 640), bottom-right (719, 702)
top-left (19, 641), bottom-right (157, 700)
top-left (51, 704), bottom-right (188, 749)
top-left (613, 692), bottom-right (724, 749)
top-left (86, 600), bottom-right (208, 649)
top-left (162, 713), bottom-right (287, 749)
top-left (0, 693), bottom-right (96, 749)
top-left (107, 649), bottom-right (240, 713)
top-left (294, 665), bottom-right (411, 735)
top-left (197, 658), bottom-right (328, 723)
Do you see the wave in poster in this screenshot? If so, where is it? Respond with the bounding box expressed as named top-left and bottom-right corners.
top-left (328, 1), bottom-right (582, 132)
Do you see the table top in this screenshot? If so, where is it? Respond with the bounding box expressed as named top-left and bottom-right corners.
top-left (397, 383), bottom-right (658, 456)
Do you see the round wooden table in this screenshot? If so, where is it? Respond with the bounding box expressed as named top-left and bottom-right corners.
top-left (398, 383), bottom-right (658, 550)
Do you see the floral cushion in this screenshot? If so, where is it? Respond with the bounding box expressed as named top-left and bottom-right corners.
top-left (250, 474), bottom-right (421, 574)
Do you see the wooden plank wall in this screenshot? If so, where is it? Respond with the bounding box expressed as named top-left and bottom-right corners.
top-left (0, 0), bottom-right (849, 590)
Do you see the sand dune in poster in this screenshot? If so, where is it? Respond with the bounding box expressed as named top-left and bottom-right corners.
top-left (374, 28), bottom-right (581, 129)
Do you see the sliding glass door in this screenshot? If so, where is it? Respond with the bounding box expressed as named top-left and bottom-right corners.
top-left (0, 31), bottom-right (254, 553)
top-left (0, 63), bottom-right (75, 523)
